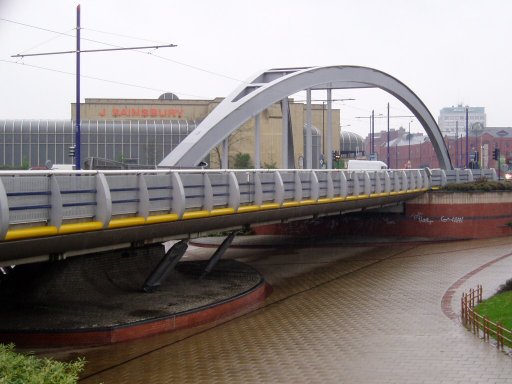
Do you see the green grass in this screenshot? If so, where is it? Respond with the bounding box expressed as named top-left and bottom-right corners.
top-left (0, 343), bottom-right (85, 384)
top-left (475, 291), bottom-right (512, 330)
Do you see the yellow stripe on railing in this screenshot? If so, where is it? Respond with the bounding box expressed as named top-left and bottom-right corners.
top-left (182, 210), bottom-right (210, 220)
top-left (5, 226), bottom-right (59, 241)
top-left (237, 205), bottom-right (261, 213)
top-left (317, 198), bottom-right (333, 204)
top-left (145, 213), bottom-right (180, 224)
top-left (345, 195), bottom-right (370, 200)
top-left (282, 201), bottom-right (299, 207)
top-left (331, 197), bottom-right (346, 202)
top-left (108, 217), bottom-right (146, 229)
top-left (259, 203), bottom-right (281, 210)
top-left (299, 199), bottom-right (316, 205)
top-left (59, 221), bottom-right (104, 234)
top-left (210, 208), bottom-right (235, 216)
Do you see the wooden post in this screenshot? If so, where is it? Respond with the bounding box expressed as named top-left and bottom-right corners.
top-left (497, 322), bottom-right (503, 350)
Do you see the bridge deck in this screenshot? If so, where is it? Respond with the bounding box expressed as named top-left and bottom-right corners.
top-left (0, 168), bottom-right (496, 266)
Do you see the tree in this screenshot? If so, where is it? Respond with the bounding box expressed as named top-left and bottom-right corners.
top-left (233, 152), bottom-right (253, 169)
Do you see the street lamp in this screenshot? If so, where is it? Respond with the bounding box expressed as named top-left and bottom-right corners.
top-left (408, 120), bottom-right (412, 164)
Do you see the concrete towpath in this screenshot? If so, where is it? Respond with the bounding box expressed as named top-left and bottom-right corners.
top-left (75, 236), bottom-right (512, 383)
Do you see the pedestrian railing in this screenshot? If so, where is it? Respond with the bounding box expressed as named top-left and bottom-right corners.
top-left (461, 285), bottom-right (512, 350)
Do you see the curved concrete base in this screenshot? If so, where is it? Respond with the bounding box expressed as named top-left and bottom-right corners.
top-left (0, 246), bottom-right (271, 347)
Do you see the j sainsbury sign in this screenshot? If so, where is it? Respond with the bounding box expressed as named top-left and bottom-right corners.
top-left (98, 107), bottom-right (184, 118)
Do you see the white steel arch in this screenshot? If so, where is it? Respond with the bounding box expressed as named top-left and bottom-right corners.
top-left (159, 66), bottom-right (452, 170)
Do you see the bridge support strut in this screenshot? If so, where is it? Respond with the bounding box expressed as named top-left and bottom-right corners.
top-left (202, 231), bottom-right (236, 277)
top-left (142, 240), bottom-right (188, 292)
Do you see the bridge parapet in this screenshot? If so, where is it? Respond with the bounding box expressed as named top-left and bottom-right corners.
top-left (0, 167), bottom-right (467, 243)
top-left (430, 168), bottom-right (497, 187)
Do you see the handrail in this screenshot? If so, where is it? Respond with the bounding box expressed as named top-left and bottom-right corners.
top-left (461, 285), bottom-right (512, 350)
top-left (0, 168), bottom-right (453, 242)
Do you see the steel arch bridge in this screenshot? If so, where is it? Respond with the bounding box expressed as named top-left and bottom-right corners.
top-left (159, 65), bottom-right (452, 170)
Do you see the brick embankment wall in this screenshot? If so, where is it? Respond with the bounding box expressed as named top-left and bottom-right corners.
top-left (254, 191), bottom-right (512, 240)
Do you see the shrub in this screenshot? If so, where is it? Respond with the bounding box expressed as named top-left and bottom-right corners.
top-left (0, 343), bottom-right (85, 384)
top-left (497, 278), bottom-right (512, 294)
top-left (442, 179), bottom-right (512, 192)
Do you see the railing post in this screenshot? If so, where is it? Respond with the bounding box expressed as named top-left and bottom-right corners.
top-left (326, 171), bottom-right (334, 198)
top-left (393, 171), bottom-right (400, 192)
top-left (137, 173), bottom-right (149, 220)
top-left (171, 172), bottom-right (186, 219)
top-left (294, 171), bottom-right (303, 202)
top-left (254, 171), bottom-right (263, 206)
top-left (384, 171), bottom-right (391, 194)
top-left (49, 174), bottom-right (63, 229)
top-left (374, 171), bottom-right (382, 194)
top-left (0, 177), bottom-right (9, 240)
top-left (440, 170), bottom-right (447, 187)
top-left (96, 173), bottom-right (112, 227)
top-left (202, 172), bottom-right (213, 212)
top-left (228, 171), bottom-right (240, 212)
top-left (339, 171), bottom-right (347, 198)
top-left (363, 171), bottom-right (371, 196)
top-left (401, 170), bottom-right (408, 191)
top-left (274, 171), bottom-right (285, 206)
top-left (352, 172), bottom-right (361, 196)
top-left (310, 171), bottom-right (319, 201)
top-left (466, 169), bottom-right (474, 182)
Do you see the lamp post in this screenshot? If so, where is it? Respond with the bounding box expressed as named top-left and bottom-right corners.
top-left (408, 120), bottom-right (412, 163)
top-left (465, 107), bottom-right (469, 168)
top-left (356, 112), bottom-right (413, 162)
top-left (315, 98), bottom-right (354, 168)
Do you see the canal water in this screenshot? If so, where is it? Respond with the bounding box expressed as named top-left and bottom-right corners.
top-left (47, 236), bottom-right (512, 383)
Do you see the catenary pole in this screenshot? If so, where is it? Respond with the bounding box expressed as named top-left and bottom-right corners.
top-left (11, 4), bottom-right (177, 170)
top-left (75, 4), bottom-right (81, 170)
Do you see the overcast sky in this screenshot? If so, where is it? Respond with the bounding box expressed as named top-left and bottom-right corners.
top-left (1, 0), bottom-right (510, 137)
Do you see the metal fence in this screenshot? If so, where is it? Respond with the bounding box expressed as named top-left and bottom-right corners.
top-left (461, 285), bottom-right (512, 350)
top-left (0, 168), bottom-right (440, 242)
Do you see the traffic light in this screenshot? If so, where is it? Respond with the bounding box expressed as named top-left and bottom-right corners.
top-left (493, 148), bottom-right (500, 161)
top-left (68, 145), bottom-right (76, 158)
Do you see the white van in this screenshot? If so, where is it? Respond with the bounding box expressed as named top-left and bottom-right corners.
top-left (346, 160), bottom-right (388, 170)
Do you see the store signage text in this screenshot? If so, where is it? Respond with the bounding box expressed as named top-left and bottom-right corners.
top-left (98, 108), bottom-right (184, 118)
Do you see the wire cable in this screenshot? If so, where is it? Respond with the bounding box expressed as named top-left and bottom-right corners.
top-left (0, 59), bottom-right (207, 98)
top-left (2, 17), bottom-right (246, 84)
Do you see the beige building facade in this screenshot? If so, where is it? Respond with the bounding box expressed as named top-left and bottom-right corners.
top-left (72, 96), bottom-right (340, 169)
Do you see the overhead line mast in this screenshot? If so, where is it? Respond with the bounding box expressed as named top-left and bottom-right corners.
top-left (11, 4), bottom-right (177, 170)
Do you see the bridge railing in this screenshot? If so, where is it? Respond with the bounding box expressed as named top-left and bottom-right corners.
top-left (0, 167), bottom-right (449, 242)
top-left (430, 168), bottom-right (498, 187)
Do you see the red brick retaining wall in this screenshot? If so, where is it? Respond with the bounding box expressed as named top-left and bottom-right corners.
top-left (254, 191), bottom-right (512, 240)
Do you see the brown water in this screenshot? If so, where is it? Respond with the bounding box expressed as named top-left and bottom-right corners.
top-left (43, 237), bottom-right (512, 383)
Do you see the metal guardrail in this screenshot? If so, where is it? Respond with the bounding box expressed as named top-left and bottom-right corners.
top-left (0, 167), bottom-right (497, 243)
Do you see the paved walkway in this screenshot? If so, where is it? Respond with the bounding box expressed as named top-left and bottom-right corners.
top-left (76, 236), bottom-right (512, 383)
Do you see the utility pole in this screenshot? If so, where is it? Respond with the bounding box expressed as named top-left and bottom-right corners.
top-left (465, 107), bottom-right (469, 168)
top-left (371, 110), bottom-right (375, 157)
top-left (387, 102), bottom-right (390, 168)
top-left (408, 120), bottom-right (411, 163)
top-left (455, 121), bottom-right (458, 168)
top-left (12, 4), bottom-right (177, 170)
top-left (356, 112), bottom-right (414, 163)
top-left (76, 5), bottom-right (81, 171)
